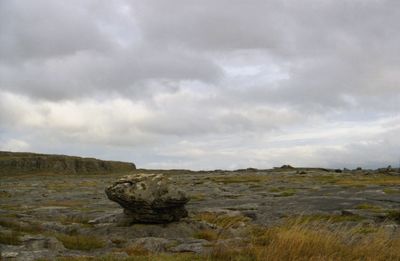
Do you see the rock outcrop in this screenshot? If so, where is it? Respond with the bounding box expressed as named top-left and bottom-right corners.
top-left (105, 174), bottom-right (189, 223)
top-left (0, 151), bottom-right (136, 174)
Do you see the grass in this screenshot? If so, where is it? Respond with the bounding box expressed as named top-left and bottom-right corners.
top-left (0, 190), bottom-right (11, 198)
top-left (210, 220), bottom-right (400, 261)
top-left (124, 244), bottom-right (151, 256)
top-left (190, 193), bottom-right (206, 201)
top-left (0, 231), bottom-right (21, 245)
top-left (56, 234), bottom-right (106, 251)
top-left (45, 183), bottom-right (76, 191)
top-left (356, 203), bottom-right (383, 212)
top-left (208, 174), bottom-right (269, 184)
top-left (194, 212), bottom-right (250, 229)
top-left (293, 214), bottom-right (364, 223)
top-left (270, 187), bottom-right (297, 197)
top-left (0, 219), bottom-right (43, 234)
top-left (283, 174), bottom-right (400, 188)
top-left (54, 254), bottom-right (203, 261)
top-left (351, 225), bottom-right (379, 234)
top-left (193, 229), bottom-right (219, 241)
top-left (41, 199), bottom-right (85, 208)
top-left (383, 188), bottom-right (400, 194)
top-left (385, 210), bottom-right (400, 223)
top-left (335, 176), bottom-right (400, 187)
top-left (59, 215), bottom-right (91, 225)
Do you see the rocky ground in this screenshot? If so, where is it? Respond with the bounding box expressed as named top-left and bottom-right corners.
top-left (1, 167), bottom-right (400, 260)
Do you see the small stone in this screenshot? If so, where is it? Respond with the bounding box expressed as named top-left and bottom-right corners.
top-left (130, 237), bottom-right (172, 253)
top-left (1, 252), bottom-right (19, 258)
top-left (170, 241), bottom-right (209, 254)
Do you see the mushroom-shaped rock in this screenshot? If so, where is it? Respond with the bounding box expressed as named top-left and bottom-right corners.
top-left (105, 174), bottom-right (189, 223)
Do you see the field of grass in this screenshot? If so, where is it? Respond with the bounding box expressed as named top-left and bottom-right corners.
top-left (42, 219), bottom-right (400, 261)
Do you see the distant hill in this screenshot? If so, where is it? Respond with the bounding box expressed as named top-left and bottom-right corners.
top-left (0, 151), bottom-right (136, 175)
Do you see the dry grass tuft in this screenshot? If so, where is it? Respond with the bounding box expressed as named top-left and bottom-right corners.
top-left (211, 220), bottom-right (400, 261)
top-left (193, 229), bottom-right (219, 241)
top-left (124, 244), bottom-right (150, 256)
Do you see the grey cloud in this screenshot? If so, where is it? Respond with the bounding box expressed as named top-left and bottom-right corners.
top-left (1, 0), bottom-right (400, 169)
top-left (0, 0), bottom-right (222, 100)
top-left (0, 0), bottom-right (116, 62)
top-left (131, 0), bottom-right (400, 111)
top-left (0, 46), bottom-right (222, 100)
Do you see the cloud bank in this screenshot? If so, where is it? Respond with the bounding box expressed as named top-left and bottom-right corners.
top-left (1, 0), bottom-right (399, 169)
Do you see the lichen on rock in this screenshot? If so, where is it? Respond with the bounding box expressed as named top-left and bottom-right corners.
top-left (105, 174), bottom-right (189, 223)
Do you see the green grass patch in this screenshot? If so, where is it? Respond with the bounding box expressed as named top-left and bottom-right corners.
top-left (383, 188), bottom-right (400, 194)
top-left (270, 187), bottom-right (297, 197)
top-left (0, 191), bottom-right (11, 198)
top-left (0, 219), bottom-right (43, 234)
top-left (56, 234), bottom-right (106, 251)
top-left (385, 210), bottom-right (400, 223)
top-left (0, 231), bottom-right (21, 245)
top-left (190, 193), bottom-right (206, 201)
top-left (209, 174), bottom-right (269, 184)
top-left (59, 215), bottom-right (91, 225)
top-left (356, 203), bottom-right (382, 212)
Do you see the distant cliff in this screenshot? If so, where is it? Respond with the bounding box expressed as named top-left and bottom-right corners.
top-left (0, 151), bottom-right (136, 174)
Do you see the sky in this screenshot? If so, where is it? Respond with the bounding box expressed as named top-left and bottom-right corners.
top-left (1, 0), bottom-right (400, 170)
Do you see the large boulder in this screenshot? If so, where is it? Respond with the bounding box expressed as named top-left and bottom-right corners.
top-left (105, 174), bottom-right (189, 223)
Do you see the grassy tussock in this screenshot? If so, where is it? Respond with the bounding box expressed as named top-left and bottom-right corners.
top-left (124, 244), bottom-right (151, 256)
top-left (211, 221), bottom-right (400, 261)
top-left (56, 234), bottom-right (105, 250)
top-left (193, 229), bottom-right (219, 241)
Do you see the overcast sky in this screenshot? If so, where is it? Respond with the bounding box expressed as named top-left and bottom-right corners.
top-left (1, 0), bottom-right (399, 169)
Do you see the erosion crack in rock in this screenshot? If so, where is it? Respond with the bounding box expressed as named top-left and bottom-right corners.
top-left (105, 174), bottom-right (189, 223)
